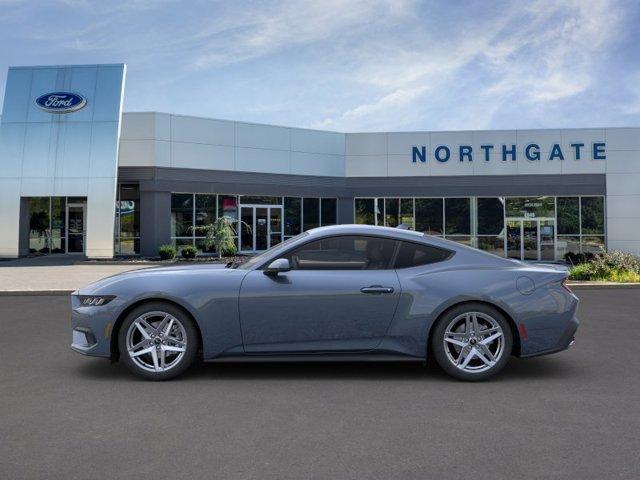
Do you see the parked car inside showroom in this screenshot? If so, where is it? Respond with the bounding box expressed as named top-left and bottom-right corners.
top-left (71, 224), bottom-right (579, 381)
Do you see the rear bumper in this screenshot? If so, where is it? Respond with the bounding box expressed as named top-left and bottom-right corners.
top-left (520, 316), bottom-right (579, 358)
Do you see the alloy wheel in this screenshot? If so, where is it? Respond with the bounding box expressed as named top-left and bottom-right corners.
top-left (443, 311), bottom-right (505, 373)
top-left (125, 311), bottom-right (187, 373)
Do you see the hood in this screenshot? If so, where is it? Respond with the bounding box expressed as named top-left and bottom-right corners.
top-left (77, 263), bottom-right (237, 295)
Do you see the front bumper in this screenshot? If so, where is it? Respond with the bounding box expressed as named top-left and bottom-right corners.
top-left (70, 294), bottom-right (119, 358)
top-left (71, 327), bottom-right (98, 353)
top-left (520, 316), bottom-right (580, 358)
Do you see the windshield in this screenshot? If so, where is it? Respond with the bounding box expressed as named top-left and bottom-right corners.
top-left (236, 232), bottom-right (309, 270)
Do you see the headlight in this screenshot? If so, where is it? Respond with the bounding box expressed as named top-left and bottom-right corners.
top-left (78, 295), bottom-right (115, 306)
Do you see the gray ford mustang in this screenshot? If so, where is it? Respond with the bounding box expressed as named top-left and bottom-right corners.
top-left (71, 225), bottom-right (579, 381)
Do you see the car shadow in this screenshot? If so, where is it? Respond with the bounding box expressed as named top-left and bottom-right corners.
top-left (73, 355), bottom-right (579, 383)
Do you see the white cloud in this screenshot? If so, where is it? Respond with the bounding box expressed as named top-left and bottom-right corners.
top-left (189, 0), bottom-right (415, 69)
top-left (0, 0), bottom-right (631, 130)
top-left (314, 0), bottom-right (625, 130)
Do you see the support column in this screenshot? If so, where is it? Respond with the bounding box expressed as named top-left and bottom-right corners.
top-left (18, 197), bottom-right (30, 256)
top-left (140, 189), bottom-right (171, 257)
top-left (337, 196), bottom-right (354, 224)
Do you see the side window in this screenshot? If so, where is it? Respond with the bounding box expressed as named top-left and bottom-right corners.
top-left (394, 241), bottom-right (451, 269)
top-left (286, 235), bottom-right (397, 270)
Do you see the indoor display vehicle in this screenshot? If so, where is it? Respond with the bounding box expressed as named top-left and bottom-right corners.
top-left (71, 225), bottom-right (579, 381)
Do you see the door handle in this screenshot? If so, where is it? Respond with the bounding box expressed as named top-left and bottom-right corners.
top-left (360, 285), bottom-right (394, 294)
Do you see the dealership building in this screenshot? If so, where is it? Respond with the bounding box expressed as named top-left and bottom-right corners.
top-left (1, 63), bottom-right (639, 260)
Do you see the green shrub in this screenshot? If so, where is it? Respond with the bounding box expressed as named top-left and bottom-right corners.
top-left (591, 250), bottom-right (640, 274)
top-left (607, 269), bottom-right (640, 283)
top-left (191, 216), bottom-right (249, 259)
top-left (158, 244), bottom-right (176, 260)
top-left (221, 243), bottom-right (237, 257)
top-left (568, 263), bottom-right (595, 280)
top-left (181, 245), bottom-right (198, 259)
top-left (568, 250), bottom-right (640, 282)
top-left (564, 251), bottom-right (595, 265)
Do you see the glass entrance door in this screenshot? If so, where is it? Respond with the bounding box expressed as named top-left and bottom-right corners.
top-left (506, 220), bottom-right (522, 260)
top-left (539, 220), bottom-right (555, 260)
top-left (66, 203), bottom-right (86, 254)
top-left (522, 220), bottom-right (538, 260)
top-left (240, 205), bottom-right (284, 252)
top-left (506, 218), bottom-right (555, 261)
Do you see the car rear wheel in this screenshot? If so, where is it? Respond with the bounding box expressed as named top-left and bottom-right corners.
top-left (431, 303), bottom-right (513, 381)
top-left (118, 302), bottom-right (198, 380)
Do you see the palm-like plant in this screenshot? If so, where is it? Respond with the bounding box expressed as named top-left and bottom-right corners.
top-left (192, 216), bottom-right (249, 259)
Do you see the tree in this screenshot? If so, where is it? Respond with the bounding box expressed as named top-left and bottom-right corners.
top-left (191, 216), bottom-right (248, 259)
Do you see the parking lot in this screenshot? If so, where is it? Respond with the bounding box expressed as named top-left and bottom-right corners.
top-left (1, 288), bottom-right (639, 480)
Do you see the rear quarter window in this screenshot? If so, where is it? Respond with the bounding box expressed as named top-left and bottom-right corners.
top-left (394, 241), bottom-right (452, 269)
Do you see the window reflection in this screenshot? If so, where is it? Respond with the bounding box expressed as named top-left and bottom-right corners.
top-left (353, 195), bottom-right (606, 260)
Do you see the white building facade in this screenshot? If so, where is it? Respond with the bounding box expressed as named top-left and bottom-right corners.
top-left (1, 64), bottom-right (639, 260)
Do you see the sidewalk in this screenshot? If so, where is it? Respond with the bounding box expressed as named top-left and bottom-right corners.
top-left (0, 257), bottom-right (155, 294)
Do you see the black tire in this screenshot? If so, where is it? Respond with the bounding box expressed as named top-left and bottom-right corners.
top-left (431, 303), bottom-right (513, 381)
top-left (118, 302), bottom-right (199, 380)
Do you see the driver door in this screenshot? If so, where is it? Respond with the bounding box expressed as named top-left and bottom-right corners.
top-left (238, 235), bottom-right (401, 353)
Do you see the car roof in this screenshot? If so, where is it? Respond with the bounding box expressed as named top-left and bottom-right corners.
top-left (306, 224), bottom-right (427, 241)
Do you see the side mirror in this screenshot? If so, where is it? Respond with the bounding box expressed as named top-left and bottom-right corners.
top-left (263, 258), bottom-right (291, 275)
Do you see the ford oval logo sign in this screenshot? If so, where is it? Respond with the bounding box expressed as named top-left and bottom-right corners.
top-left (35, 92), bottom-right (87, 114)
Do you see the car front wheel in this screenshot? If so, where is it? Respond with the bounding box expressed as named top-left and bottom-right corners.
top-left (118, 302), bottom-right (198, 380)
top-left (431, 303), bottom-right (513, 381)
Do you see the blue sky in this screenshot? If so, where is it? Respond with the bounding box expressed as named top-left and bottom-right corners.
top-left (1, 0), bottom-right (639, 131)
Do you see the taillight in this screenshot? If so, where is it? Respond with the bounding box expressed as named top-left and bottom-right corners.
top-left (561, 277), bottom-right (573, 294)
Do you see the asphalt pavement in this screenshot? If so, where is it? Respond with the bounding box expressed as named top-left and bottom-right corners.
top-left (1, 289), bottom-right (639, 480)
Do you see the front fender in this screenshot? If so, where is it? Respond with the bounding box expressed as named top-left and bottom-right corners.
top-left (78, 267), bottom-right (248, 360)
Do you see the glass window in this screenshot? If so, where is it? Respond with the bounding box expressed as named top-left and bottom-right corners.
top-left (284, 197), bottom-right (302, 236)
top-left (355, 198), bottom-right (375, 225)
top-left (117, 184), bottom-right (140, 247)
top-left (239, 195), bottom-right (281, 205)
top-left (29, 197), bottom-right (50, 254)
top-left (119, 238), bottom-right (138, 255)
top-left (415, 198), bottom-right (443, 235)
top-left (557, 197), bottom-right (580, 235)
top-left (171, 194), bottom-right (193, 237)
top-left (384, 198), bottom-right (399, 227)
top-left (173, 237), bottom-right (194, 252)
top-left (303, 198), bottom-right (320, 231)
top-left (287, 235), bottom-right (397, 270)
top-left (446, 236), bottom-right (472, 246)
top-left (394, 241), bottom-right (451, 268)
top-left (50, 197), bottom-right (66, 252)
top-left (557, 236), bottom-right (581, 259)
top-left (195, 238), bottom-right (216, 254)
top-left (239, 232), bottom-right (309, 270)
top-left (477, 236), bottom-right (505, 257)
top-left (115, 184), bottom-right (141, 255)
top-left (218, 195), bottom-right (238, 221)
top-left (321, 198), bottom-right (337, 226)
top-left (581, 197), bottom-right (605, 234)
top-left (582, 236), bottom-right (605, 254)
top-left (400, 198), bottom-right (414, 229)
top-left (445, 198), bottom-right (470, 235)
top-left (505, 196), bottom-right (555, 218)
top-left (477, 198), bottom-right (504, 235)
top-left (375, 198), bottom-right (384, 226)
top-left (195, 194), bottom-right (216, 227)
